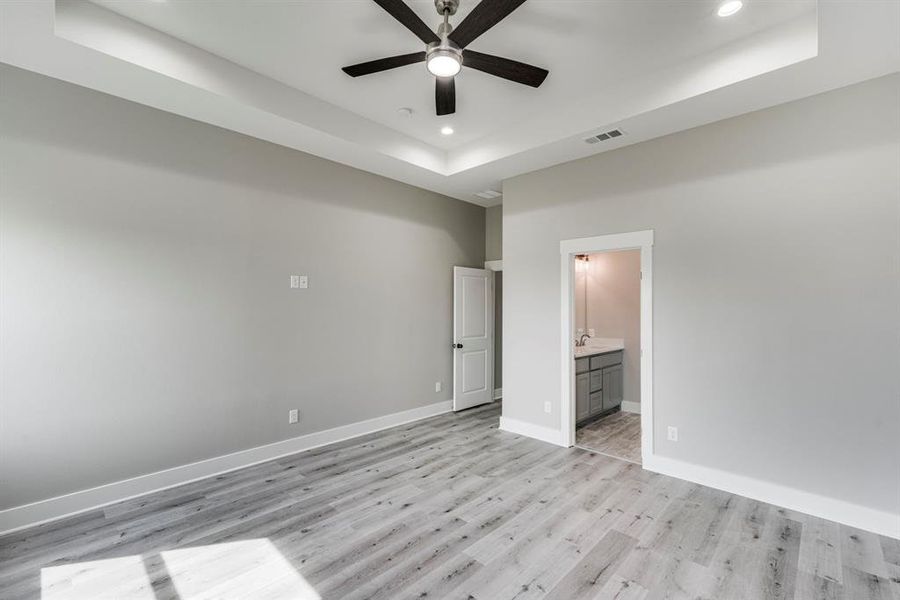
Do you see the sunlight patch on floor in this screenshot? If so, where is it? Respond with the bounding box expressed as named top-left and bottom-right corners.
top-left (161, 538), bottom-right (320, 600)
top-left (41, 554), bottom-right (155, 600)
top-left (41, 538), bottom-right (320, 600)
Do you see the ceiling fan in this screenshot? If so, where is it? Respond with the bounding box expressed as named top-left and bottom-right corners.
top-left (342, 0), bottom-right (549, 116)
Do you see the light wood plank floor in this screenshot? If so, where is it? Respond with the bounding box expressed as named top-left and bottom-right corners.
top-left (576, 410), bottom-right (642, 464)
top-left (2, 402), bottom-right (898, 600)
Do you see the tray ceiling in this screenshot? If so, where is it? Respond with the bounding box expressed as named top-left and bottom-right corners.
top-left (1, 0), bottom-right (898, 205)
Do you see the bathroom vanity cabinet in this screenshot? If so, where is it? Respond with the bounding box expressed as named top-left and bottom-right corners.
top-left (575, 350), bottom-right (623, 424)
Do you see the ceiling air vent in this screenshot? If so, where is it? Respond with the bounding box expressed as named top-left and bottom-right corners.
top-left (474, 190), bottom-right (502, 200)
top-left (584, 128), bottom-right (625, 144)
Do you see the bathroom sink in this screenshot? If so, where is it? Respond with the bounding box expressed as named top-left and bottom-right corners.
top-left (574, 342), bottom-right (624, 357)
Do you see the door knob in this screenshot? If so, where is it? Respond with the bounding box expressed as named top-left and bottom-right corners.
top-left (453, 343), bottom-right (463, 349)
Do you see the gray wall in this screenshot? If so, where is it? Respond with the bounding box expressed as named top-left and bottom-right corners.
top-left (575, 250), bottom-right (641, 406)
top-left (485, 205), bottom-right (503, 391)
top-left (485, 205), bottom-right (502, 262)
top-left (502, 74), bottom-right (900, 514)
top-left (0, 65), bottom-right (485, 510)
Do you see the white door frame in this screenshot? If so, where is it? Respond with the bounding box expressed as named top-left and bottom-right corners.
top-left (484, 260), bottom-right (502, 399)
top-left (559, 230), bottom-right (654, 457)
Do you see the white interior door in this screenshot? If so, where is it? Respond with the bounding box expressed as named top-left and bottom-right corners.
top-left (453, 267), bottom-right (494, 412)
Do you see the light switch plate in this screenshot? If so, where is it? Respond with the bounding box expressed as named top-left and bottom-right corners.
top-left (290, 275), bottom-right (308, 289)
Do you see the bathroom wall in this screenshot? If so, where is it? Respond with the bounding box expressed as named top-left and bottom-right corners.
top-left (579, 251), bottom-right (641, 408)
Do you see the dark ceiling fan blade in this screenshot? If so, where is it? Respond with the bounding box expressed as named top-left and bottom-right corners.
top-left (448, 0), bottom-right (528, 48)
top-left (372, 0), bottom-right (440, 44)
top-left (342, 52), bottom-right (426, 77)
top-left (463, 50), bottom-right (548, 87)
top-left (436, 77), bottom-right (456, 116)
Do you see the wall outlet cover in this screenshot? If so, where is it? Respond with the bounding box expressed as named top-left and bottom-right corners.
top-left (289, 409), bottom-right (299, 424)
top-left (667, 426), bottom-right (678, 442)
top-left (435, 381), bottom-right (442, 393)
top-left (544, 401), bottom-right (552, 414)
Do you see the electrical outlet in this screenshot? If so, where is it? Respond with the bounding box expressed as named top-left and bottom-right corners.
top-left (544, 401), bottom-right (552, 414)
top-left (667, 426), bottom-right (678, 442)
top-left (289, 409), bottom-right (299, 424)
top-left (588, 328), bottom-right (595, 337)
top-left (435, 381), bottom-right (442, 393)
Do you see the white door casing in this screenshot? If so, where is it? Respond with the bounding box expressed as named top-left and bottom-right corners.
top-left (560, 230), bottom-right (654, 453)
top-left (453, 267), bottom-right (494, 411)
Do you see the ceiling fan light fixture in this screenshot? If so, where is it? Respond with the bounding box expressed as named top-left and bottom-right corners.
top-left (342, 0), bottom-right (548, 116)
top-left (426, 48), bottom-right (462, 77)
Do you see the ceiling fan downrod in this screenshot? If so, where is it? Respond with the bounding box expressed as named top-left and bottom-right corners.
top-left (427, 0), bottom-right (463, 77)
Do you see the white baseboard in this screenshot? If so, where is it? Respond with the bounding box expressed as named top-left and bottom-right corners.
top-left (621, 401), bottom-right (641, 414)
top-left (643, 454), bottom-right (900, 540)
top-left (499, 416), bottom-right (565, 447)
top-left (0, 400), bottom-right (453, 536)
top-left (493, 388), bottom-right (503, 400)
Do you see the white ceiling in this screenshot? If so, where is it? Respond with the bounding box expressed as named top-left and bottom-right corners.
top-left (88, 0), bottom-right (814, 150)
top-left (1, 0), bottom-right (898, 206)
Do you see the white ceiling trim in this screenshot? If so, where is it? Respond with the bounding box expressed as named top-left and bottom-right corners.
top-left (1, 0), bottom-right (898, 206)
top-left (54, 1), bottom-right (448, 174)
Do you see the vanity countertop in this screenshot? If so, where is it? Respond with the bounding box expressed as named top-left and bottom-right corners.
top-left (574, 342), bottom-right (624, 359)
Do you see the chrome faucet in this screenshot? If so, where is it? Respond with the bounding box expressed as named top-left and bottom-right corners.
top-left (575, 333), bottom-right (590, 347)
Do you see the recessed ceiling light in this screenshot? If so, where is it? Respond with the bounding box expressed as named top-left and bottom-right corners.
top-left (441, 126), bottom-right (454, 136)
top-left (717, 0), bottom-right (743, 17)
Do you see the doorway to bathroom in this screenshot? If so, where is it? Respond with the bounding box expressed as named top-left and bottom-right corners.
top-left (560, 231), bottom-right (654, 465)
top-left (573, 250), bottom-right (641, 462)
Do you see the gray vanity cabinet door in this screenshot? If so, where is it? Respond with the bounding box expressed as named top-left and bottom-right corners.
top-left (602, 365), bottom-right (624, 410)
top-left (589, 391), bottom-right (603, 414)
top-left (589, 371), bottom-right (603, 393)
top-left (575, 372), bottom-right (590, 421)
